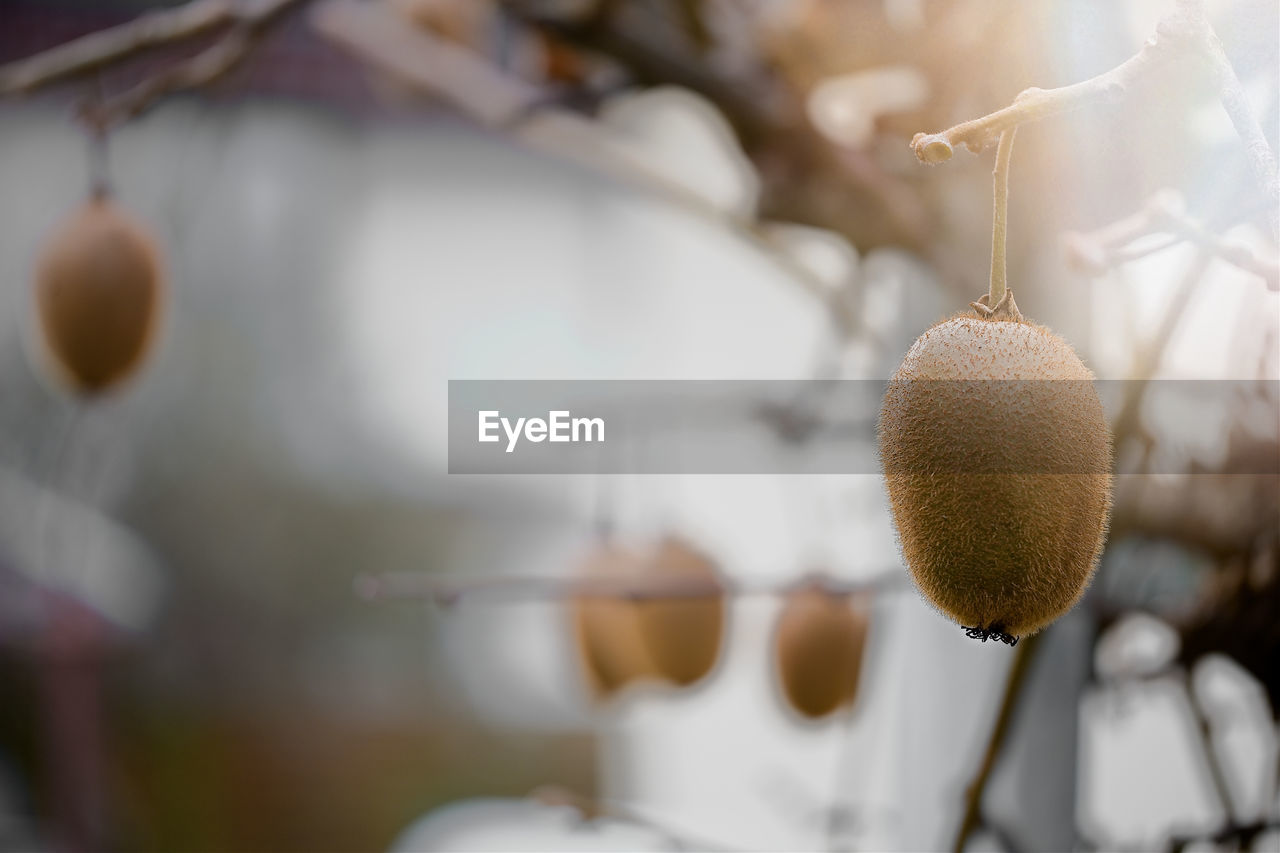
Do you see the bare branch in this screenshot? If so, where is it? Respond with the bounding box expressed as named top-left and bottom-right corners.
top-left (501, 0), bottom-right (932, 250)
top-left (79, 0), bottom-right (309, 129)
top-left (909, 1), bottom-right (1216, 163)
top-left (1167, 819), bottom-right (1280, 853)
top-left (1182, 670), bottom-right (1237, 824)
top-left (910, 0), bottom-right (1279, 243)
top-left (0, 0), bottom-right (235, 96)
top-left (909, 43), bottom-right (1162, 164)
top-left (1109, 249), bottom-right (1213, 451)
top-left (951, 633), bottom-right (1044, 853)
top-left (311, 0), bottom-right (870, 333)
top-left (1062, 191), bottom-right (1279, 291)
top-left (352, 568), bottom-right (906, 607)
top-left (1192, 2), bottom-right (1280, 239)
top-left (0, 0), bottom-right (310, 128)
top-left (80, 29), bottom-right (253, 129)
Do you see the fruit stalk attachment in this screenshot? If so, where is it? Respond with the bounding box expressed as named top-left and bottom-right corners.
top-left (85, 124), bottom-right (110, 200)
top-left (988, 128), bottom-right (1016, 310)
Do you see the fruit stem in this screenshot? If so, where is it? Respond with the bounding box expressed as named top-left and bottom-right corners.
top-left (988, 128), bottom-right (1016, 309)
top-left (85, 122), bottom-right (112, 199)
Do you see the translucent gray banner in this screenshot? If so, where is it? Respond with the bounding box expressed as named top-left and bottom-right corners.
top-left (447, 380), bottom-right (1279, 475)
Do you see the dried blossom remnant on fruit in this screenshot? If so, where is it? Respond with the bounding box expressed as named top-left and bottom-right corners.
top-left (963, 626), bottom-right (1019, 646)
top-left (878, 292), bottom-right (1113, 640)
top-left (969, 290), bottom-right (1023, 322)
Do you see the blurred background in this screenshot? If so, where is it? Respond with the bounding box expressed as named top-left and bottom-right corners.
top-left (0, 0), bottom-right (1276, 851)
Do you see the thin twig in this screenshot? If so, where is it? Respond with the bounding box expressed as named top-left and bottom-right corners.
top-left (1109, 249), bottom-right (1213, 451)
top-left (310, 0), bottom-right (871, 335)
top-left (909, 0), bottom-right (1278, 244)
top-left (354, 569), bottom-right (907, 607)
top-left (910, 0), bottom-right (1188, 163)
top-left (1166, 818), bottom-right (1280, 853)
top-left (1183, 670), bottom-right (1237, 826)
top-left (79, 0), bottom-right (310, 130)
top-left (909, 22), bottom-right (1173, 165)
top-left (1062, 191), bottom-right (1279, 291)
top-left (0, 0), bottom-right (235, 95)
top-left (951, 633), bottom-right (1043, 853)
top-left (988, 128), bottom-right (1016, 306)
top-left (1191, 2), bottom-right (1280, 239)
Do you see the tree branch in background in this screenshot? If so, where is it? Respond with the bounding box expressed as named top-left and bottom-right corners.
top-left (950, 633), bottom-right (1042, 853)
top-left (311, 0), bottom-right (874, 342)
top-left (1109, 249), bottom-right (1213, 452)
top-left (500, 0), bottom-right (932, 251)
top-left (0, 0), bottom-right (932, 264)
top-left (0, 0), bottom-right (311, 129)
top-left (0, 0), bottom-right (235, 95)
top-left (910, 0), bottom-right (1278, 240)
top-left (353, 568), bottom-right (906, 608)
top-left (503, 0), bottom-right (777, 146)
top-left (82, 0), bottom-right (307, 130)
top-left (1182, 670), bottom-right (1237, 827)
top-left (1193, 2), bottom-right (1280, 239)
top-left (1062, 191), bottom-right (1279, 291)
top-left (1167, 819), bottom-right (1280, 853)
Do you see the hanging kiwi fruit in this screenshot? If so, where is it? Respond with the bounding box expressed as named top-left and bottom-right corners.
top-left (632, 536), bottom-right (726, 688)
top-left (571, 536), bottom-right (726, 700)
top-left (878, 129), bottom-right (1112, 645)
top-left (774, 580), bottom-right (870, 719)
top-left (571, 544), bottom-right (661, 699)
top-left (33, 189), bottom-right (165, 396)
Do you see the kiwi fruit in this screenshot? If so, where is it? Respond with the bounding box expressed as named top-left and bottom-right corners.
top-left (34, 195), bottom-right (164, 395)
top-left (571, 545), bottom-right (659, 698)
top-left (774, 581), bottom-right (870, 719)
top-left (571, 537), bottom-right (726, 699)
top-left (877, 291), bottom-right (1112, 641)
top-left (632, 537), bottom-right (725, 687)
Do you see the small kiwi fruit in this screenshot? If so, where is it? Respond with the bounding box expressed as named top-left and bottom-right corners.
top-left (774, 580), bottom-right (870, 719)
top-left (632, 537), bottom-right (725, 687)
top-left (877, 291), bottom-right (1112, 641)
top-left (571, 545), bottom-right (659, 698)
top-left (34, 194), bottom-right (164, 395)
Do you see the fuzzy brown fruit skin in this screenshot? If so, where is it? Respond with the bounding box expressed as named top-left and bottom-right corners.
top-left (572, 538), bottom-right (726, 700)
top-left (633, 537), bottom-right (725, 687)
top-left (877, 293), bottom-right (1112, 639)
top-left (572, 545), bottom-right (660, 699)
top-left (774, 584), bottom-right (870, 719)
top-left (35, 196), bottom-right (164, 395)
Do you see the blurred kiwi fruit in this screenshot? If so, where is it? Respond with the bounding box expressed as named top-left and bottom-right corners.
top-left (571, 544), bottom-right (659, 698)
top-left (633, 536), bottom-right (725, 687)
top-left (774, 580), bottom-right (870, 719)
top-left (572, 536), bottom-right (726, 699)
top-left (34, 194), bottom-right (164, 395)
